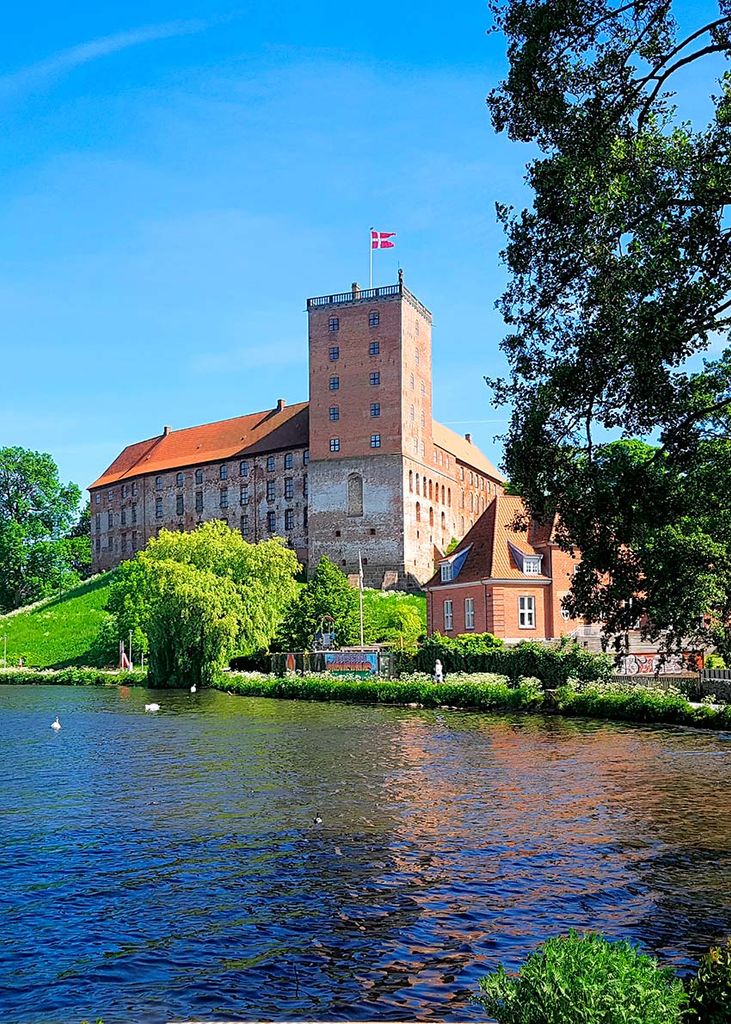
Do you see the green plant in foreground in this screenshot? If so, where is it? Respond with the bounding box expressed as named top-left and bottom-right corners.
top-left (687, 938), bottom-right (731, 1024)
top-left (478, 932), bottom-right (687, 1024)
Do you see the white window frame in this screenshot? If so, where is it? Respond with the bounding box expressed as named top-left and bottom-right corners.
top-left (443, 600), bottom-right (453, 631)
top-left (465, 597), bottom-right (475, 630)
top-left (523, 555), bottom-right (542, 575)
top-left (440, 562), bottom-right (452, 582)
top-left (519, 595), bottom-right (536, 629)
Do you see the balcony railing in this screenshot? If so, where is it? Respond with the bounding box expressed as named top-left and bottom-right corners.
top-left (306, 282), bottom-right (432, 321)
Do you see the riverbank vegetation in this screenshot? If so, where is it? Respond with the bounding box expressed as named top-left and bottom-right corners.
top-left (478, 932), bottom-right (731, 1024)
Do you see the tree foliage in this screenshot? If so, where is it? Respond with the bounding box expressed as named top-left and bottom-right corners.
top-left (277, 556), bottom-right (359, 650)
top-left (103, 521), bottom-right (300, 685)
top-left (0, 447), bottom-right (89, 611)
top-left (489, 0), bottom-right (731, 654)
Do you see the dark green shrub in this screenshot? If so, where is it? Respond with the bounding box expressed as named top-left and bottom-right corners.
top-left (478, 931), bottom-right (687, 1024)
top-left (687, 938), bottom-right (731, 1023)
top-left (0, 667), bottom-right (146, 686)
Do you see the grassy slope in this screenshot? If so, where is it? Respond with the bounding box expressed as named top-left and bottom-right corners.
top-left (0, 574), bottom-right (114, 668)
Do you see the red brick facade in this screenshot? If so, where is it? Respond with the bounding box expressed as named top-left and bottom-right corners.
top-left (425, 494), bottom-right (583, 641)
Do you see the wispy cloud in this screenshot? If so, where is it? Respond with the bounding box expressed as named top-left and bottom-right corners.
top-left (0, 20), bottom-right (209, 96)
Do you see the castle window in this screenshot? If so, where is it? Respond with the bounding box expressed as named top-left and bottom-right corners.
top-left (121, 509), bottom-right (127, 526)
top-left (132, 482), bottom-right (138, 496)
top-left (347, 473), bottom-right (364, 516)
top-left (240, 461), bottom-right (249, 477)
top-left (303, 449), bottom-right (310, 465)
top-left (370, 434), bottom-right (381, 448)
top-left (329, 437), bottom-right (340, 452)
top-left (410, 373), bottom-right (415, 390)
top-left (369, 311), bottom-right (379, 327)
top-left (267, 455), bottom-right (276, 472)
top-left (266, 480), bottom-right (276, 501)
top-left (155, 477), bottom-right (163, 491)
top-left (131, 531), bottom-right (138, 550)
top-left (370, 403), bottom-right (380, 417)
top-left (155, 498), bottom-right (163, 519)
top-left (195, 491), bottom-right (203, 513)
top-left (416, 474), bottom-right (420, 495)
top-left (121, 534), bottom-right (127, 553)
top-left (108, 488), bottom-right (114, 502)
top-left (443, 600), bottom-right (453, 631)
top-left (409, 471), bottom-right (413, 492)
top-left (131, 504), bottom-right (137, 524)
top-left (95, 536), bottom-right (101, 552)
top-left (195, 468), bottom-right (203, 484)
top-left (284, 478), bottom-right (294, 500)
top-left (370, 372), bottom-right (380, 386)
top-left (122, 484), bottom-right (128, 499)
top-left (176, 495), bottom-right (184, 515)
top-left (465, 598), bottom-right (475, 630)
top-left (240, 514), bottom-right (249, 537)
top-left (329, 345), bottom-right (340, 362)
top-left (267, 511), bottom-right (276, 532)
top-left (95, 493), bottom-right (101, 505)
top-left (519, 596), bottom-right (536, 628)
top-left (329, 406), bottom-right (340, 421)
top-left (240, 484), bottom-right (249, 505)
top-left (329, 376), bottom-right (340, 391)
top-left (441, 511), bottom-right (446, 530)
top-left (285, 509), bottom-right (294, 531)
top-left (328, 316), bottom-right (339, 332)
top-left (416, 502), bottom-right (421, 522)
top-left (176, 472), bottom-right (184, 487)
top-left (219, 465), bottom-right (228, 481)
top-left (429, 507), bottom-right (434, 527)
top-left (107, 510), bottom-right (113, 529)
top-left (369, 341), bottom-right (380, 357)
top-left (220, 487), bottom-right (229, 508)
top-left (284, 452), bottom-right (293, 470)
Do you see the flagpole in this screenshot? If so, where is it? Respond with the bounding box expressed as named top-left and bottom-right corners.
top-left (358, 549), bottom-right (365, 647)
top-left (369, 227), bottom-right (373, 289)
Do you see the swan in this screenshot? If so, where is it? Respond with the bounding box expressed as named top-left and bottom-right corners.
top-left (144, 703), bottom-right (160, 712)
top-left (190, 684), bottom-right (197, 693)
top-left (50, 716), bottom-right (61, 730)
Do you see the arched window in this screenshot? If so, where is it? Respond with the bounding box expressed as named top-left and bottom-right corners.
top-left (428, 480), bottom-right (433, 500)
top-left (347, 473), bottom-right (364, 516)
top-left (409, 470), bottom-right (413, 492)
top-left (416, 474), bottom-right (420, 495)
top-left (448, 488), bottom-right (452, 507)
top-left (441, 484), bottom-right (445, 504)
top-left (415, 502), bottom-right (421, 522)
top-left (441, 511), bottom-right (446, 531)
top-left (429, 507), bottom-right (434, 527)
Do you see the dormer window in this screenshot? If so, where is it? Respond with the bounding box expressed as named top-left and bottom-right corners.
top-left (523, 555), bottom-right (542, 575)
top-left (440, 562), bottom-right (453, 582)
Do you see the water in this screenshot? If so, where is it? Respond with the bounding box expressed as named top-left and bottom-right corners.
top-left (1, 685), bottom-right (730, 1024)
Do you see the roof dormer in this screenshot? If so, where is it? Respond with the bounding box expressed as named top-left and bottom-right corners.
top-left (439, 544), bottom-right (472, 583)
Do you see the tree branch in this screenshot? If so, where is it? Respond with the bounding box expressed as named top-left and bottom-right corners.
top-left (637, 43), bottom-right (731, 130)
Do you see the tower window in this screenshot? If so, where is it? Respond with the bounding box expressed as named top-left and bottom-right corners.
top-left (329, 405), bottom-right (340, 421)
top-left (370, 403), bottom-right (380, 417)
top-left (240, 461), bottom-right (249, 477)
top-left (219, 464), bottom-right (228, 481)
top-left (284, 452), bottom-right (293, 470)
top-left (176, 495), bottom-right (184, 515)
top-left (266, 480), bottom-right (276, 501)
top-left (267, 511), bottom-right (277, 532)
top-left (370, 434), bottom-right (381, 448)
top-left (369, 311), bottom-right (379, 327)
top-left (131, 504), bottom-right (137, 524)
top-left (285, 509), bottom-right (294, 531)
top-left (240, 514), bottom-right (249, 537)
top-left (155, 476), bottom-right (163, 491)
top-left (155, 498), bottom-right (163, 519)
top-left (284, 478), bottom-right (294, 499)
top-left (329, 345), bottom-right (340, 361)
top-left (195, 468), bottom-right (203, 485)
top-left (108, 510), bottom-right (113, 528)
top-left (329, 376), bottom-right (340, 391)
top-left (329, 437), bottom-right (340, 452)
top-left (370, 372), bottom-right (380, 386)
top-left (328, 316), bottom-right (339, 332)
top-left (220, 487), bottom-right (229, 508)
top-left (195, 491), bottom-right (203, 513)
top-left (267, 455), bottom-right (276, 472)
top-left (240, 484), bottom-right (249, 505)
top-left (369, 340), bottom-right (380, 356)
top-left (176, 472), bottom-right (184, 487)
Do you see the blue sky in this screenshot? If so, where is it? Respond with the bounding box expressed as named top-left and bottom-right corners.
top-left (0, 1), bottom-right (722, 493)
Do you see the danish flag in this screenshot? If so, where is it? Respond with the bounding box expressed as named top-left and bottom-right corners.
top-left (371, 230), bottom-right (396, 249)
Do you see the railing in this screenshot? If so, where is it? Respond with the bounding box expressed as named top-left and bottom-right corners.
top-left (307, 284), bottom-right (401, 308)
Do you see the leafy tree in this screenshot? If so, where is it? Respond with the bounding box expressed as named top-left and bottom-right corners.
top-left (0, 447), bottom-right (85, 610)
top-left (278, 556), bottom-right (359, 649)
top-left (101, 521), bottom-right (300, 684)
top-left (362, 591), bottom-right (426, 652)
top-left (488, 1), bottom-right (731, 655)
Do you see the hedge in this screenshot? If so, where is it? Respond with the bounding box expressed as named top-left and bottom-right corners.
top-left (555, 680), bottom-right (731, 730)
top-left (0, 667), bottom-right (147, 686)
top-left (396, 633), bottom-right (612, 686)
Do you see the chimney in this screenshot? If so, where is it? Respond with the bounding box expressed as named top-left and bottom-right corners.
top-left (465, 432), bottom-right (472, 444)
top-left (276, 398), bottom-right (286, 413)
top-left (352, 282), bottom-right (361, 299)
top-left (163, 425), bottom-right (172, 436)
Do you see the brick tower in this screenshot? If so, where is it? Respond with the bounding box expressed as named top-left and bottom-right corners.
top-left (306, 271), bottom-right (435, 589)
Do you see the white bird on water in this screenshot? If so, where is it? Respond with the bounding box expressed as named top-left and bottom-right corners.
top-left (50, 716), bottom-right (61, 731)
top-left (190, 684), bottom-right (197, 693)
top-left (144, 703), bottom-right (160, 713)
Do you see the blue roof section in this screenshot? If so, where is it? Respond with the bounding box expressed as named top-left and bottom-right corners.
top-left (449, 545), bottom-right (471, 580)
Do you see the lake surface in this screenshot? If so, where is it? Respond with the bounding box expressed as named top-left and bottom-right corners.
top-left (1, 684), bottom-right (730, 1024)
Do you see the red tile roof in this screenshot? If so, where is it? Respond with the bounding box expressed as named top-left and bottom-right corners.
top-left (89, 402), bottom-right (309, 490)
top-left (432, 421), bottom-right (504, 481)
top-left (426, 493), bottom-right (551, 588)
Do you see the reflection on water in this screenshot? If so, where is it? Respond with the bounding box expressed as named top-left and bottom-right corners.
top-left (1, 685), bottom-right (730, 1023)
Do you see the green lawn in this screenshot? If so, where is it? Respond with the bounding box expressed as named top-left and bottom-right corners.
top-left (0, 573), bottom-right (115, 668)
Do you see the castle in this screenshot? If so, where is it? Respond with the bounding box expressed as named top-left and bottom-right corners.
top-left (89, 274), bottom-right (504, 589)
